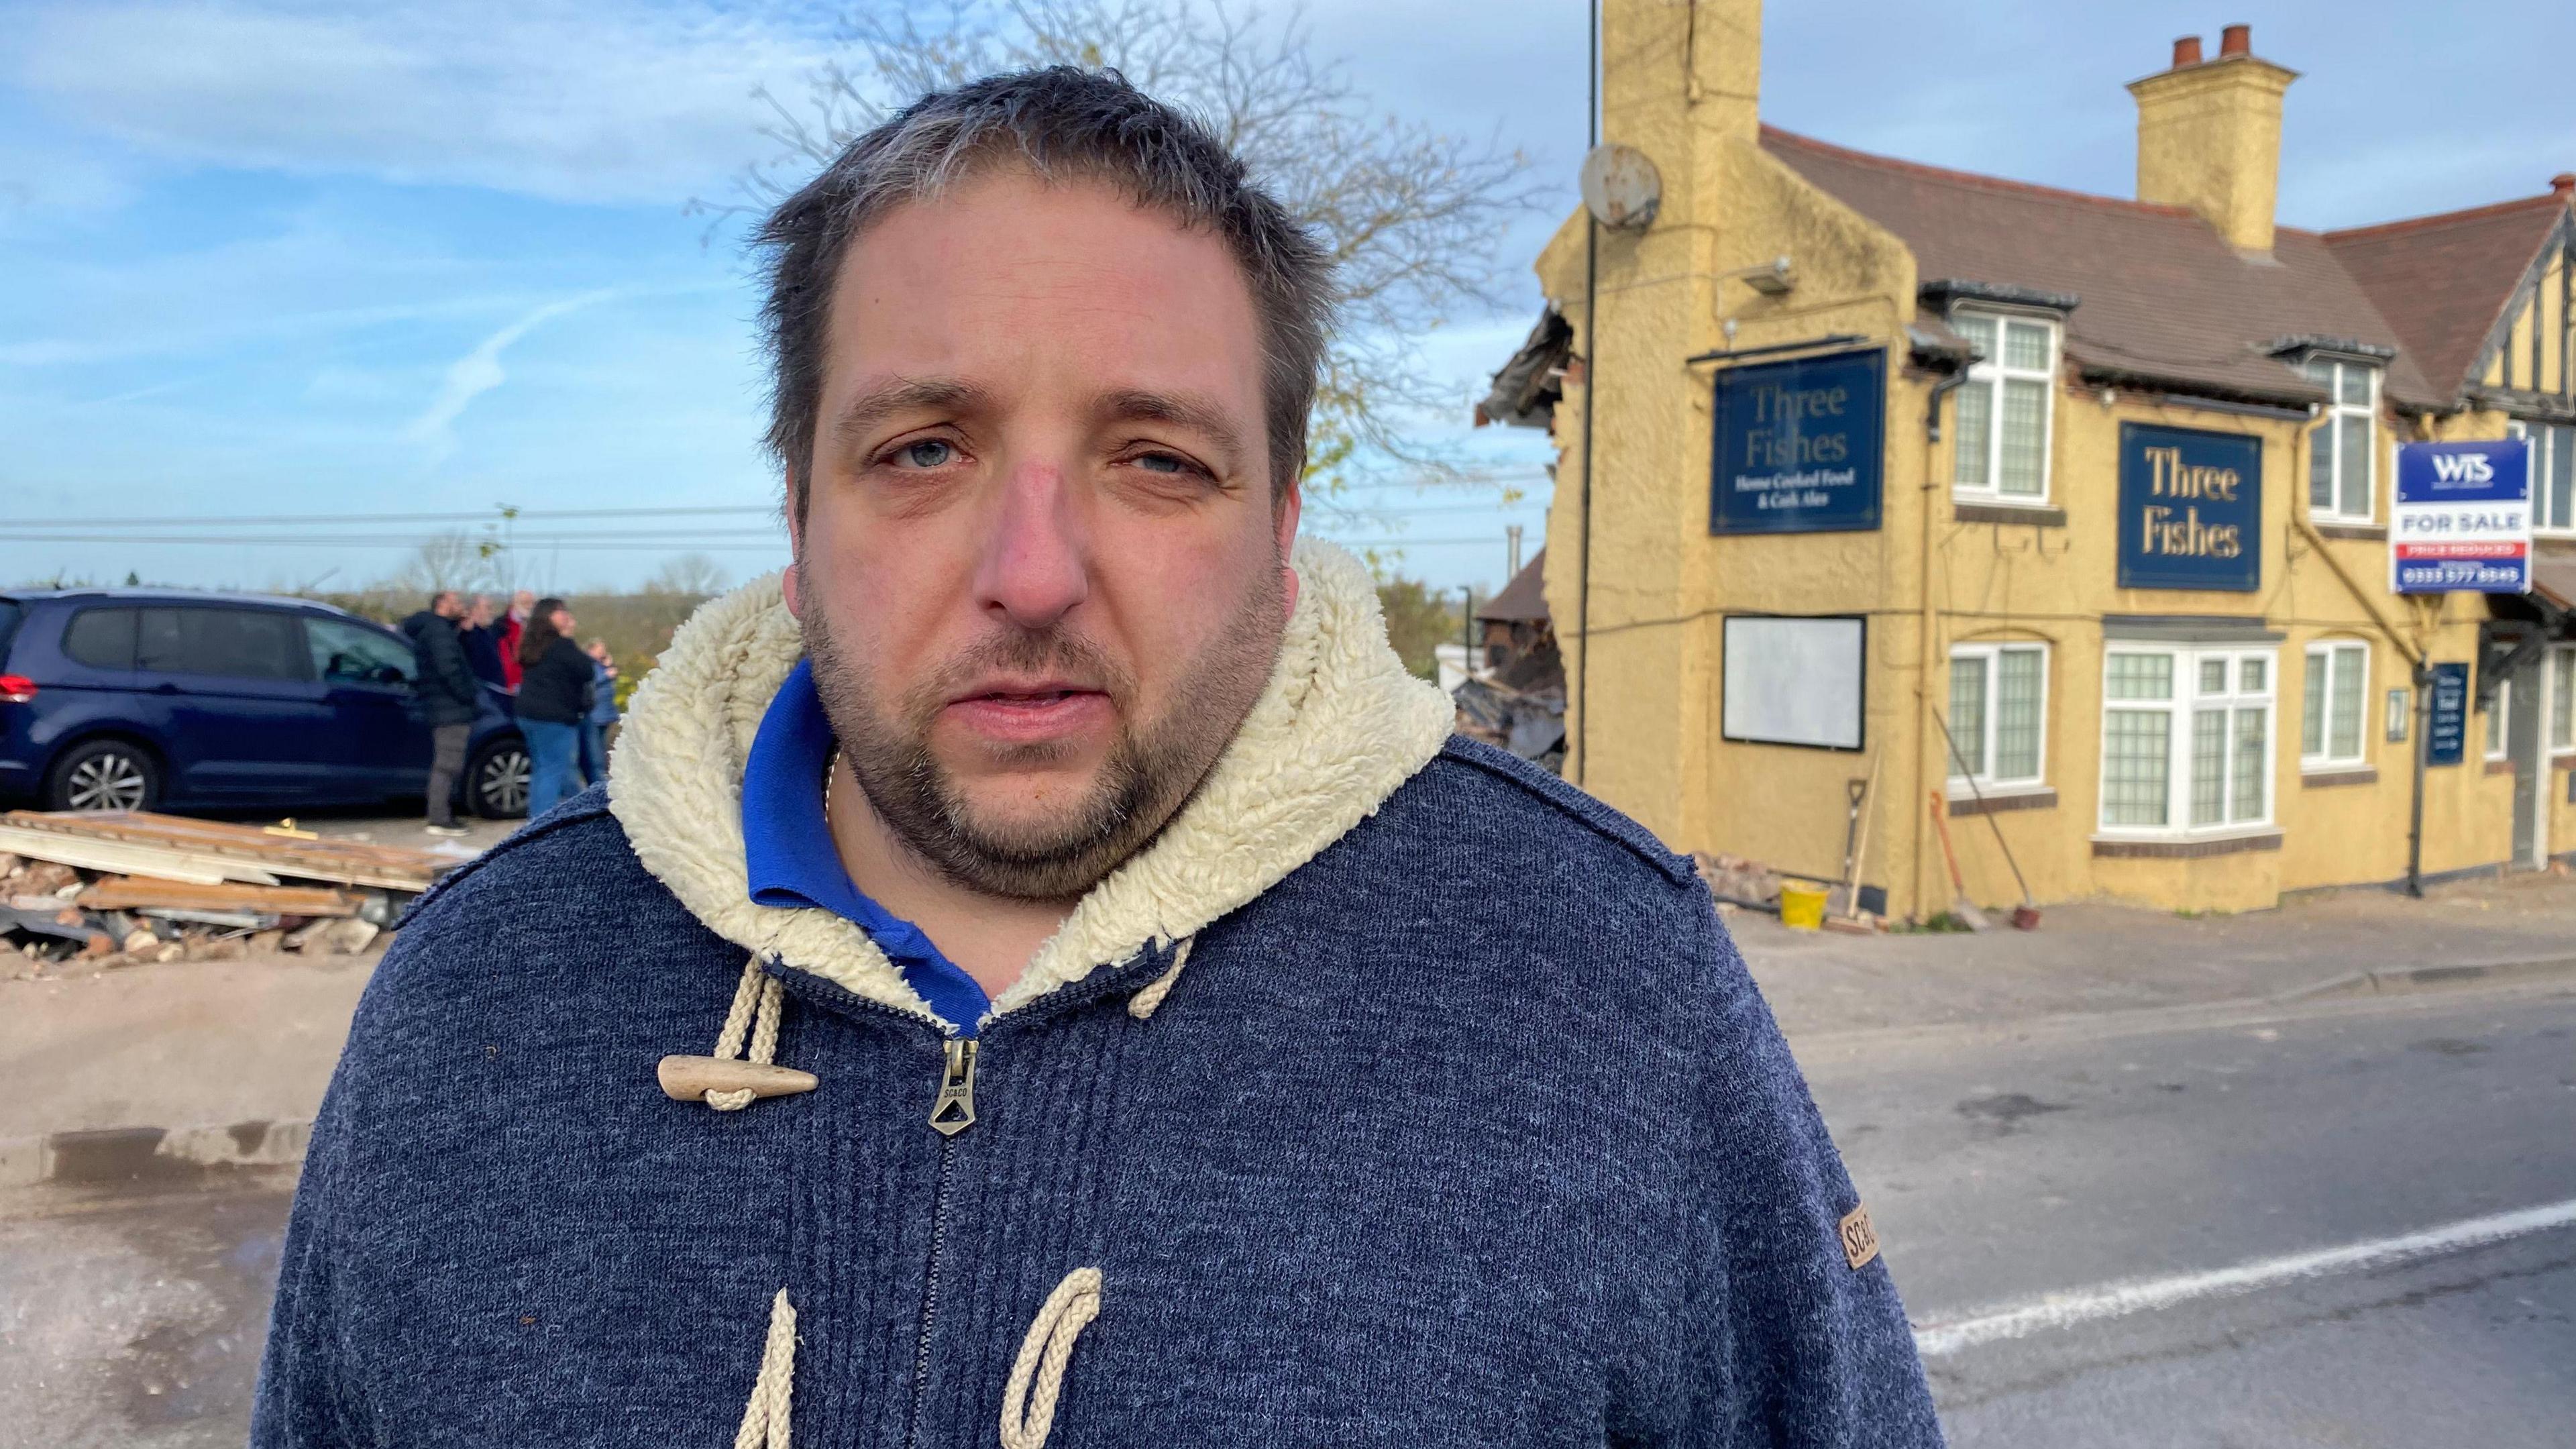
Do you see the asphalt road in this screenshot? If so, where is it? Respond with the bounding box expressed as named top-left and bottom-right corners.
top-left (1809, 983), bottom-right (2576, 1447)
top-left (3, 986), bottom-right (2569, 1447)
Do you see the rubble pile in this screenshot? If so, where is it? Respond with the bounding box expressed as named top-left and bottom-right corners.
top-left (1693, 851), bottom-right (1784, 912)
top-left (0, 810), bottom-right (462, 977)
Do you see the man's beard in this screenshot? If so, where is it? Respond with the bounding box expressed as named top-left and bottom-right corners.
top-left (801, 565), bottom-right (1286, 901)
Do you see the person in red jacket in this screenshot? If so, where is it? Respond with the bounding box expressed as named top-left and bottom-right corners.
top-left (495, 589), bottom-right (534, 688)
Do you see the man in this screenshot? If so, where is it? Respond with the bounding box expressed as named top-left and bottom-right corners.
top-left (458, 593), bottom-right (507, 686)
top-left (255, 70), bottom-right (1937, 1448)
top-left (396, 590), bottom-right (480, 838)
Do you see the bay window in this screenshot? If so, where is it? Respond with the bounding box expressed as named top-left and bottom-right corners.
top-left (1949, 643), bottom-right (2049, 790)
top-left (2507, 421), bottom-right (2576, 534)
top-left (2301, 641), bottom-right (2369, 770)
top-left (2100, 645), bottom-right (2275, 836)
top-left (1951, 310), bottom-right (2057, 505)
top-left (2302, 358), bottom-right (2378, 523)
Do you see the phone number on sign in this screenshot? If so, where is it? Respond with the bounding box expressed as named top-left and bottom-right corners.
top-left (2395, 559), bottom-right (2525, 590)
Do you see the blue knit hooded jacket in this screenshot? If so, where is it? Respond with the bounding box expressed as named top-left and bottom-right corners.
top-left (252, 543), bottom-right (1941, 1448)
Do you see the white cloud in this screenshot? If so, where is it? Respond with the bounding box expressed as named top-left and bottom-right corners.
top-left (14, 1), bottom-right (830, 205)
top-left (403, 290), bottom-right (616, 460)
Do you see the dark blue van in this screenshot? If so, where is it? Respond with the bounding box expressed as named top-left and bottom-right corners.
top-left (0, 589), bottom-right (529, 817)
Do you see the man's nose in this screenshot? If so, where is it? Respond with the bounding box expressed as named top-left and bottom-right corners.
top-left (974, 461), bottom-right (1089, 628)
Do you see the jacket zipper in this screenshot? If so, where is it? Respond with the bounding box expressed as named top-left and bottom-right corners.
top-left (904, 1036), bottom-right (979, 1449)
top-left (929, 1038), bottom-right (978, 1136)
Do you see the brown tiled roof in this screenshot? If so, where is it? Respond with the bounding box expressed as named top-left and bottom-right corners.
top-left (1477, 547), bottom-right (1549, 623)
top-left (1760, 127), bottom-right (2443, 409)
top-left (2323, 197), bottom-right (2568, 400)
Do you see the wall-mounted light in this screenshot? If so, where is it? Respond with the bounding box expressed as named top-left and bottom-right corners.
top-left (1723, 256), bottom-right (1796, 296)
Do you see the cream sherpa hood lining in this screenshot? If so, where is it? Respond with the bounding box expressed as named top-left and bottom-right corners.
top-left (605, 539), bottom-right (1454, 1030)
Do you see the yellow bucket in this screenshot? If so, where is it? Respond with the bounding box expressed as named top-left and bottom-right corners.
top-left (1779, 881), bottom-right (1829, 930)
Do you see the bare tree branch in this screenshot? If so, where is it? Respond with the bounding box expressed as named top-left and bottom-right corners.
top-left (698, 0), bottom-right (1548, 494)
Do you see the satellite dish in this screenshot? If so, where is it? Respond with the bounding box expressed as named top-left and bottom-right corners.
top-left (1580, 144), bottom-right (1662, 231)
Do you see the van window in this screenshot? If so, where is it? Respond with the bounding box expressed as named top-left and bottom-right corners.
top-left (138, 608), bottom-right (309, 682)
top-left (307, 617), bottom-right (416, 686)
top-left (0, 600), bottom-right (25, 666)
top-left (61, 607), bottom-right (140, 669)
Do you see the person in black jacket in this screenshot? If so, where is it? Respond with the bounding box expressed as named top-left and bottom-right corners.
top-left (513, 596), bottom-right (594, 816)
top-left (398, 591), bottom-right (481, 836)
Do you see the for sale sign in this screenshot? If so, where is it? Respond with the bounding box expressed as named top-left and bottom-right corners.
top-left (2391, 440), bottom-right (2531, 594)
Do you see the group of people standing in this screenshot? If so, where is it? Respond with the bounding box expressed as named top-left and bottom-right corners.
top-left (398, 589), bottom-right (623, 836)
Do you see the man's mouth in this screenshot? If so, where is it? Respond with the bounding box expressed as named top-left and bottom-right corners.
top-left (943, 679), bottom-right (1114, 743)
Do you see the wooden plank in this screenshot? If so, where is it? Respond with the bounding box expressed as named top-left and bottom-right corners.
top-left (76, 876), bottom-right (360, 917)
top-left (0, 811), bottom-right (452, 890)
top-left (0, 825), bottom-right (276, 886)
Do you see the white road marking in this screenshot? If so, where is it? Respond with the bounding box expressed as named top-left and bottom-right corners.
top-left (1911, 1199), bottom-right (2576, 1358)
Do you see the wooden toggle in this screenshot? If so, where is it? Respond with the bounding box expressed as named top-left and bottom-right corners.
top-left (656, 1055), bottom-right (819, 1102)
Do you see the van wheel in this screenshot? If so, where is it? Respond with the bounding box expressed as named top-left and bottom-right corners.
top-left (468, 739), bottom-right (531, 819)
top-left (46, 739), bottom-right (161, 813)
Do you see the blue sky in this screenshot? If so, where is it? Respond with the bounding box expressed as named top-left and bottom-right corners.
top-left (5, 1), bottom-right (2571, 596)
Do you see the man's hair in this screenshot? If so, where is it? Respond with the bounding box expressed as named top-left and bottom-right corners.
top-left (755, 66), bottom-right (1331, 524)
top-left (428, 590), bottom-right (455, 612)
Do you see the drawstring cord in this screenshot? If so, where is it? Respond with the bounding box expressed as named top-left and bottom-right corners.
top-left (1126, 938), bottom-right (1193, 1020)
top-left (731, 1288), bottom-right (797, 1449)
top-left (657, 953), bottom-right (814, 1110)
top-left (1000, 1269), bottom-right (1103, 1449)
top-left (705, 953), bottom-right (788, 1111)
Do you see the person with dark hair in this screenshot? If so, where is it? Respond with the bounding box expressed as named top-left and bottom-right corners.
top-left (256, 66), bottom-right (1935, 1449)
top-left (457, 594), bottom-right (507, 687)
top-left (511, 596), bottom-right (592, 816)
top-left (397, 590), bottom-right (480, 837)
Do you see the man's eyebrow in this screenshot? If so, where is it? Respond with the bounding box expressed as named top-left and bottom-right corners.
top-left (1096, 389), bottom-right (1249, 473)
top-left (829, 376), bottom-right (991, 447)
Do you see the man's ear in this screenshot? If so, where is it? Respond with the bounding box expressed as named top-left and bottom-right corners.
top-left (782, 474), bottom-right (806, 619)
top-left (1275, 476), bottom-right (1302, 620)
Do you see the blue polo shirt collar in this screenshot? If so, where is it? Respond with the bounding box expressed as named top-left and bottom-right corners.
top-left (741, 659), bottom-right (992, 1034)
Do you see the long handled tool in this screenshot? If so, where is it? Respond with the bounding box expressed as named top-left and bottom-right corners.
top-left (1830, 751), bottom-right (1882, 927)
top-left (1927, 792), bottom-right (1990, 932)
top-left (1930, 706), bottom-right (2041, 930)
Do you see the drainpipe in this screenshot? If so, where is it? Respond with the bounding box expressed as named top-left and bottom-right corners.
top-left (1913, 365), bottom-right (1973, 920)
top-left (1574, 0), bottom-right (1599, 786)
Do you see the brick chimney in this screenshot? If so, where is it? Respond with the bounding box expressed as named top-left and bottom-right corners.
top-left (2128, 23), bottom-right (2299, 254)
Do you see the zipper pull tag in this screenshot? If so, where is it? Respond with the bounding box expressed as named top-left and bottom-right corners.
top-left (929, 1038), bottom-right (978, 1136)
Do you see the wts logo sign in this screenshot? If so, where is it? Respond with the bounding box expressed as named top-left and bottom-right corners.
top-left (2429, 451), bottom-right (2495, 485)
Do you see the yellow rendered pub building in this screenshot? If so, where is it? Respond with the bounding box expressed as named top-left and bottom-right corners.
top-left (1483, 3), bottom-right (2576, 917)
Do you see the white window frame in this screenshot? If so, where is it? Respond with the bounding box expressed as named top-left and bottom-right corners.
top-left (2301, 356), bottom-right (2379, 524)
top-left (2097, 643), bottom-right (2278, 840)
top-left (2551, 644), bottom-right (2576, 757)
top-left (2300, 640), bottom-right (2371, 771)
top-left (2506, 420), bottom-right (2576, 537)
top-left (2483, 678), bottom-right (2512, 761)
top-left (1947, 642), bottom-right (2050, 794)
top-left (1949, 307), bottom-right (2059, 507)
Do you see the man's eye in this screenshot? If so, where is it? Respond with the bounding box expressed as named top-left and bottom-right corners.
top-left (1133, 451), bottom-right (1191, 475)
top-left (894, 439), bottom-right (954, 468)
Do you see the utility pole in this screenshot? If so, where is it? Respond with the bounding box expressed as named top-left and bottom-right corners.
top-left (1461, 584), bottom-right (1477, 683)
top-left (2407, 661), bottom-right (2431, 898)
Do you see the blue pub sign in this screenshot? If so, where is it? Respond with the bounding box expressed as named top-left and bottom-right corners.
top-left (2117, 423), bottom-right (2262, 592)
top-left (1708, 349), bottom-right (1885, 535)
top-left (2425, 663), bottom-right (2469, 767)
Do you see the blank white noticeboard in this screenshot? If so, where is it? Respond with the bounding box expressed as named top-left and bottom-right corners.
top-left (1721, 616), bottom-right (1865, 751)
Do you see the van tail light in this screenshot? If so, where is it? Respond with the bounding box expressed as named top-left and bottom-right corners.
top-left (0, 676), bottom-right (36, 704)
